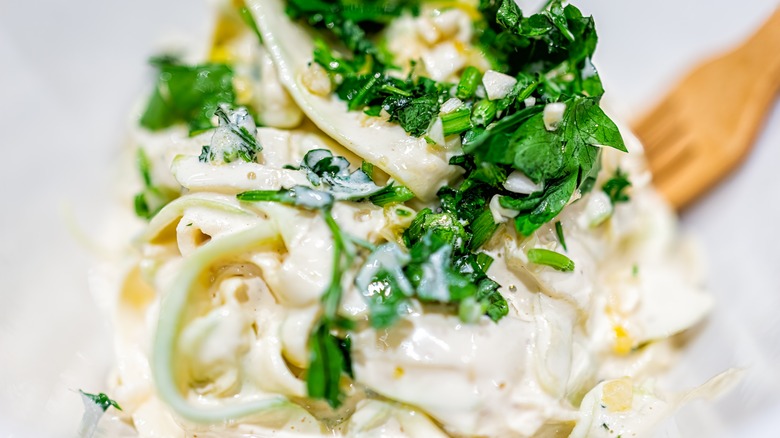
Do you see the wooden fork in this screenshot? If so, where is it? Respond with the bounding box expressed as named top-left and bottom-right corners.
top-left (632, 7), bottom-right (780, 210)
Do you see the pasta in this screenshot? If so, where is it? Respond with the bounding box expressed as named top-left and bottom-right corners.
top-left (85, 1), bottom-right (716, 437)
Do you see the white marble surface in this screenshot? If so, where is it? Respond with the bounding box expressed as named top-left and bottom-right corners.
top-left (0, 0), bottom-right (777, 436)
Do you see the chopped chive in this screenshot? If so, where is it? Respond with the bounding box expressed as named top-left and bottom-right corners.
top-left (369, 184), bottom-right (415, 206)
top-left (237, 186), bottom-right (334, 209)
top-left (469, 208), bottom-right (499, 250)
top-left (516, 80), bottom-right (539, 101)
top-left (441, 107), bottom-right (472, 136)
top-left (363, 105), bottom-right (382, 117)
top-left (380, 84), bottom-right (412, 97)
top-left (475, 252), bottom-right (494, 272)
top-left (471, 100), bottom-right (497, 126)
top-left (554, 221), bottom-right (567, 251)
top-left (347, 73), bottom-right (381, 111)
top-left (456, 66), bottom-right (481, 99)
top-left (527, 248), bottom-right (575, 272)
top-left (423, 135), bottom-right (436, 145)
top-left (361, 161), bottom-right (374, 179)
top-left (237, 188), bottom-right (295, 203)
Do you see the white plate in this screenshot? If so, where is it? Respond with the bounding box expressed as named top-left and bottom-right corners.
top-left (0, 1), bottom-right (778, 436)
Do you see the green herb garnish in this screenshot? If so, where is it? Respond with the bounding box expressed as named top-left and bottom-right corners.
top-left (140, 56), bottom-right (236, 134)
top-left (471, 99), bottom-right (497, 126)
top-left (555, 220), bottom-right (567, 251)
top-left (602, 167), bottom-right (632, 204)
top-left (456, 66), bottom-right (482, 99)
top-left (285, 0), bottom-right (628, 240)
top-left (527, 248), bottom-right (575, 272)
top-left (133, 148), bottom-right (178, 220)
top-left (441, 107), bottom-right (473, 136)
top-left (286, 0), bottom-right (419, 64)
top-left (79, 390), bottom-right (122, 412)
top-left (369, 184), bottom-right (415, 207)
top-left (239, 188), bottom-right (353, 408)
top-left (199, 106), bottom-right (262, 164)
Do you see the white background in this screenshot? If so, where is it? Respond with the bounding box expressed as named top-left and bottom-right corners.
top-left (0, 0), bottom-right (778, 436)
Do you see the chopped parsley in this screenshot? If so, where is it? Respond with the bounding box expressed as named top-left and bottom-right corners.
top-left (602, 167), bottom-right (632, 204)
top-left (286, 0), bottom-right (419, 64)
top-left (79, 390), bottom-right (121, 412)
top-left (199, 106), bottom-right (262, 164)
top-left (78, 390), bottom-right (122, 438)
top-left (299, 149), bottom-right (384, 200)
top-left (133, 148), bottom-right (178, 220)
top-left (285, 0), bottom-right (627, 242)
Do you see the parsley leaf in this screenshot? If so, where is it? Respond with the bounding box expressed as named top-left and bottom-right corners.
top-left (239, 150), bottom-right (414, 208)
top-left (469, 96), bottom-right (625, 236)
top-left (406, 233), bottom-right (474, 302)
top-left (563, 97), bottom-right (626, 152)
top-left (140, 57), bottom-right (236, 133)
top-left (355, 243), bottom-right (414, 328)
top-left (299, 149), bottom-right (385, 200)
top-left (476, 277), bottom-right (508, 321)
top-left (307, 323), bottom-right (349, 408)
top-left (389, 94), bottom-right (440, 137)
